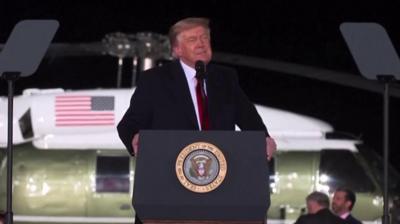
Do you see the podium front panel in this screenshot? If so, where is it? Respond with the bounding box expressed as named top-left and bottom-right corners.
top-left (134, 130), bottom-right (270, 221)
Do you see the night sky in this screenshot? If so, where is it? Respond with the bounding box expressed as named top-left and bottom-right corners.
top-left (1, 1), bottom-right (399, 172)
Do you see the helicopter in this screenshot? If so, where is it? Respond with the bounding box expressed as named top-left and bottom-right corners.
top-left (0, 85), bottom-right (394, 224)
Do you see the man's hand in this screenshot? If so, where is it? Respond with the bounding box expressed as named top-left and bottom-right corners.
top-left (266, 137), bottom-right (277, 161)
top-left (132, 133), bottom-right (139, 155)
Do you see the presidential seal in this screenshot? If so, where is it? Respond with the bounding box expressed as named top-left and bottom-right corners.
top-left (175, 142), bottom-right (227, 193)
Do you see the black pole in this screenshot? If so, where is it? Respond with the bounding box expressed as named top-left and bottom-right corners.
top-left (383, 81), bottom-right (390, 224)
top-left (377, 75), bottom-right (394, 224)
top-left (2, 71), bottom-right (20, 224)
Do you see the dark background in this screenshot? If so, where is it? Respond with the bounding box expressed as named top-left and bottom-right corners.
top-left (1, 1), bottom-right (399, 172)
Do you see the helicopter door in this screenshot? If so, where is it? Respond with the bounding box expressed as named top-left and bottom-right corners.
top-left (86, 155), bottom-right (133, 217)
top-left (318, 149), bottom-right (382, 220)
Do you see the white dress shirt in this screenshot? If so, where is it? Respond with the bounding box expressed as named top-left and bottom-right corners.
top-left (180, 60), bottom-right (202, 130)
top-left (340, 212), bottom-right (350, 219)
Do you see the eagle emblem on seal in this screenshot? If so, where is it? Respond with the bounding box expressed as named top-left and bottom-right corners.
top-left (176, 142), bottom-right (227, 193)
top-left (190, 155), bottom-right (213, 180)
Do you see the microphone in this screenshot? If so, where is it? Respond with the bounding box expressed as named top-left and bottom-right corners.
top-left (195, 60), bottom-right (206, 98)
top-left (195, 60), bottom-right (206, 79)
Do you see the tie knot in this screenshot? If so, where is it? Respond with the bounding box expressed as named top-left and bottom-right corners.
top-left (196, 76), bottom-right (204, 87)
top-left (195, 75), bottom-right (203, 81)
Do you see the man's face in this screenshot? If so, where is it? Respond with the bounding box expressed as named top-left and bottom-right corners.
top-left (173, 26), bottom-right (212, 68)
top-left (332, 191), bottom-right (351, 215)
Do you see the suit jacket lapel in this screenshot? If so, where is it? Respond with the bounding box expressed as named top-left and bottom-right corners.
top-left (165, 60), bottom-right (199, 130)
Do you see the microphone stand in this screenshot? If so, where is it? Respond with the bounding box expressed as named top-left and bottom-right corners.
top-left (196, 75), bottom-right (208, 130)
top-left (195, 61), bottom-right (209, 130)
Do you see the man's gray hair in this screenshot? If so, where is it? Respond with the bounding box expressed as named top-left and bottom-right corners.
top-left (168, 17), bottom-right (210, 47)
top-left (306, 191), bottom-right (330, 208)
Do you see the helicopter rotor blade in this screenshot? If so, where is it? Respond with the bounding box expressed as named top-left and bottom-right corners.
top-left (2, 42), bottom-right (399, 97)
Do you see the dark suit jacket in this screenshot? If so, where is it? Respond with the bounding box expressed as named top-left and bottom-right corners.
top-left (117, 60), bottom-right (269, 154)
top-left (345, 214), bottom-right (362, 224)
top-left (294, 209), bottom-right (349, 224)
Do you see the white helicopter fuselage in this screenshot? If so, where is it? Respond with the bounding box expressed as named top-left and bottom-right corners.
top-left (0, 87), bottom-right (333, 150)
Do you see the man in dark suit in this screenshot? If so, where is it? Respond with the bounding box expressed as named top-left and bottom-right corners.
top-left (294, 191), bottom-right (348, 224)
top-left (332, 188), bottom-right (363, 224)
top-left (117, 17), bottom-right (277, 223)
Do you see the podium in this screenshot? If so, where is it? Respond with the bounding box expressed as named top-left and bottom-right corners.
top-left (134, 130), bottom-right (270, 224)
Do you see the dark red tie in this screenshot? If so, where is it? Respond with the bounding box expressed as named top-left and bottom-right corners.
top-left (196, 77), bottom-right (210, 130)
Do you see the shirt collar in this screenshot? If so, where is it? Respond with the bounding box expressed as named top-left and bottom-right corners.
top-left (180, 60), bottom-right (196, 80)
top-left (340, 212), bottom-right (351, 219)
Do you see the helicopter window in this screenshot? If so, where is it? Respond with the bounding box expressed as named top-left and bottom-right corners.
top-left (18, 109), bottom-right (34, 139)
top-left (357, 144), bottom-right (400, 194)
top-left (319, 149), bottom-right (375, 193)
top-left (96, 156), bottom-right (130, 193)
